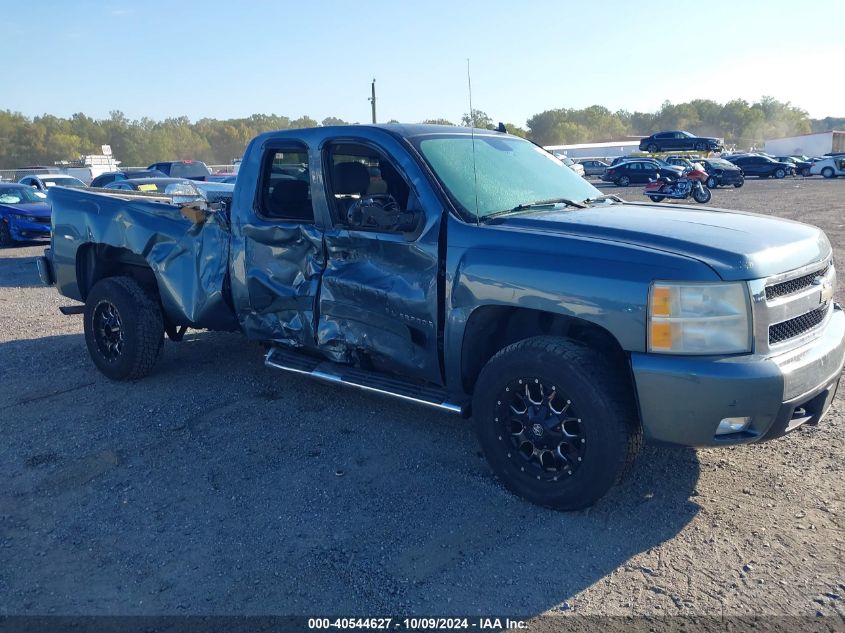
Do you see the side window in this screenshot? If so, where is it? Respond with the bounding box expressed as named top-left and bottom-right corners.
top-left (258, 147), bottom-right (313, 222)
top-left (628, 162), bottom-right (641, 171)
top-left (325, 143), bottom-right (418, 232)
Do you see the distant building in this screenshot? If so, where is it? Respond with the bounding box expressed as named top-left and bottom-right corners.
top-left (764, 131), bottom-right (844, 157)
top-left (544, 140), bottom-right (643, 160)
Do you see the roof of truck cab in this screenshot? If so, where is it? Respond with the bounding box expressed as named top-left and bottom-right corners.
top-left (255, 124), bottom-right (507, 143)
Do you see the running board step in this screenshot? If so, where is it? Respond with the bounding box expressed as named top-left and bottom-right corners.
top-left (264, 346), bottom-right (466, 415)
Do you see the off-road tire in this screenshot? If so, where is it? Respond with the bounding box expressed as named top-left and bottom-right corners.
top-left (84, 276), bottom-right (164, 381)
top-left (473, 336), bottom-right (642, 510)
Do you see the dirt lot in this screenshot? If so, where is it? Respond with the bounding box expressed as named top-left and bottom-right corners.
top-left (1, 177), bottom-right (844, 621)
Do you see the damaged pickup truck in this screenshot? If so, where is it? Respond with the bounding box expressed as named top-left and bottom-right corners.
top-left (38, 124), bottom-right (845, 509)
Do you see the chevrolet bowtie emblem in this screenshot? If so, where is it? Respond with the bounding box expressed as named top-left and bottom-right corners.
top-left (819, 280), bottom-right (834, 304)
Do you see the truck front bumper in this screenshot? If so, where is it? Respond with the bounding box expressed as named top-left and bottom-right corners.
top-left (631, 303), bottom-right (845, 447)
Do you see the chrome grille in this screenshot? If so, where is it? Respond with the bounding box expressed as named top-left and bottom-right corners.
top-left (765, 266), bottom-right (828, 301)
top-left (769, 303), bottom-right (829, 345)
top-left (749, 260), bottom-right (835, 354)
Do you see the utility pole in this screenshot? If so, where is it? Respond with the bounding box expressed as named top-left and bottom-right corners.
top-left (369, 78), bottom-right (377, 124)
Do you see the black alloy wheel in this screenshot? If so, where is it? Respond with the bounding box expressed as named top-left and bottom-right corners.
top-left (495, 378), bottom-right (586, 480)
top-left (92, 300), bottom-right (124, 362)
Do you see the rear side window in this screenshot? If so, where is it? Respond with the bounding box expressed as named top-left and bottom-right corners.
top-left (258, 148), bottom-right (313, 222)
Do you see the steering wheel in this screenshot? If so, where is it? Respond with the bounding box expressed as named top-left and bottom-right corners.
top-left (346, 194), bottom-right (400, 228)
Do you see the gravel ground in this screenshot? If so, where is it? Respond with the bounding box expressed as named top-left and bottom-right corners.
top-left (0, 177), bottom-right (844, 621)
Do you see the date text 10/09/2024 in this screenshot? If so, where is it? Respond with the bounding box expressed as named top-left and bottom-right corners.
top-left (307, 618), bottom-right (528, 630)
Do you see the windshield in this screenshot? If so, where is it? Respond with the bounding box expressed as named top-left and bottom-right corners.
top-left (0, 186), bottom-right (43, 204)
top-left (416, 135), bottom-right (600, 220)
top-left (42, 176), bottom-right (87, 188)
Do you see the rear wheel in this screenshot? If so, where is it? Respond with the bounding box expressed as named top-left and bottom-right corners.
top-left (473, 336), bottom-right (641, 510)
top-left (822, 167), bottom-right (835, 179)
top-left (648, 195), bottom-right (665, 203)
top-left (774, 168), bottom-right (786, 179)
top-left (83, 276), bottom-right (164, 381)
top-left (706, 176), bottom-right (718, 189)
top-left (0, 221), bottom-right (13, 248)
top-left (616, 175), bottom-right (630, 186)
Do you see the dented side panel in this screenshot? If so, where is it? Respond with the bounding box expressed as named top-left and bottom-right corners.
top-left (49, 187), bottom-right (236, 330)
top-left (315, 130), bottom-right (445, 384)
top-left (228, 135), bottom-right (325, 348)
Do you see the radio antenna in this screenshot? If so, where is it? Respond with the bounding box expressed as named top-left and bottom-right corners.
top-left (467, 58), bottom-right (479, 224)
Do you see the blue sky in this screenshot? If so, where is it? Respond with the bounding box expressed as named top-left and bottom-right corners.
top-left (4, 0), bottom-right (843, 124)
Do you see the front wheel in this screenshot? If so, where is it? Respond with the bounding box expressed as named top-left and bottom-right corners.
top-left (802, 167), bottom-right (811, 177)
top-left (774, 168), bottom-right (786, 179)
top-left (472, 336), bottom-right (642, 510)
top-left (695, 142), bottom-right (707, 151)
top-left (83, 276), bottom-right (164, 380)
top-left (692, 185), bottom-right (712, 203)
top-left (706, 176), bottom-right (718, 189)
top-left (734, 177), bottom-right (744, 188)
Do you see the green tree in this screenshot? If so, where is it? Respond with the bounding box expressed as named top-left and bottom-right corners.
top-left (461, 109), bottom-right (492, 129)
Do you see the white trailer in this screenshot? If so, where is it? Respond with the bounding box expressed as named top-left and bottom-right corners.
top-left (764, 131), bottom-right (845, 157)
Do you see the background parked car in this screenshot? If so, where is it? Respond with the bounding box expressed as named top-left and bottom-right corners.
top-left (104, 177), bottom-right (201, 196)
top-left (601, 159), bottom-right (683, 186)
top-left (577, 159), bottom-right (609, 177)
top-left (18, 174), bottom-right (88, 192)
top-left (557, 156), bottom-right (585, 177)
top-left (775, 156), bottom-right (813, 177)
top-left (809, 156), bottom-right (845, 178)
top-left (698, 158), bottom-right (745, 188)
top-left (207, 174), bottom-right (238, 183)
top-left (662, 156), bottom-right (695, 170)
top-left (0, 183), bottom-right (52, 247)
top-left (639, 131), bottom-right (723, 153)
top-left (724, 155), bottom-right (794, 179)
top-left (147, 160), bottom-right (211, 181)
top-left (90, 169), bottom-right (167, 188)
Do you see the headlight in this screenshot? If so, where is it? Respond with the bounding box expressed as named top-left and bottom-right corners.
top-left (648, 282), bottom-right (751, 354)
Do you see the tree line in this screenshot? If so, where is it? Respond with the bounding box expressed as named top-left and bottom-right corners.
top-left (0, 97), bottom-right (837, 169)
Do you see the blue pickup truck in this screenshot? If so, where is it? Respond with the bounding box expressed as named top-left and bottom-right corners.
top-left (37, 124), bottom-right (845, 509)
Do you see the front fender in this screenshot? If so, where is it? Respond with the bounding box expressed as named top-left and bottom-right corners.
top-left (442, 217), bottom-right (720, 392)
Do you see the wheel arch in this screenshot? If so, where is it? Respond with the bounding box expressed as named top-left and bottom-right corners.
top-left (76, 243), bottom-right (160, 303)
top-left (459, 305), bottom-right (635, 397)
